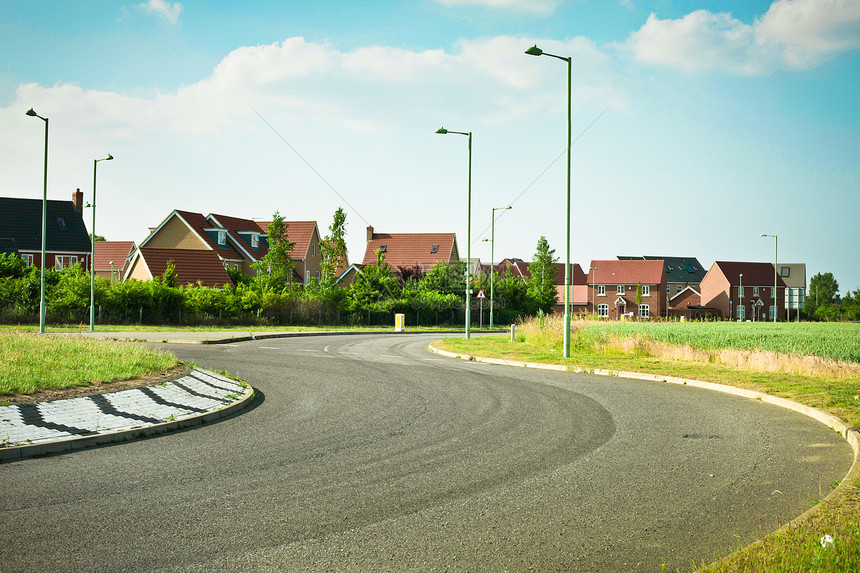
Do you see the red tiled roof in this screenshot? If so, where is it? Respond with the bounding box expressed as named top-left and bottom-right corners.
top-left (713, 261), bottom-right (787, 287)
top-left (93, 241), bottom-right (135, 272)
top-left (256, 220), bottom-right (318, 259)
top-left (362, 232), bottom-right (457, 271)
top-left (137, 248), bottom-right (231, 288)
top-left (504, 261), bottom-right (587, 285)
top-left (206, 214), bottom-right (269, 259)
top-left (588, 259), bottom-right (665, 285)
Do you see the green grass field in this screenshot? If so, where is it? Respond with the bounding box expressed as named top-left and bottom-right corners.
top-left (0, 332), bottom-right (179, 396)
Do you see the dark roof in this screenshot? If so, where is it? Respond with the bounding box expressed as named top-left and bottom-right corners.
top-left (0, 238), bottom-right (18, 255)
top-left (617, 256), bottom-right (706, 283)
top-left (0, 197), bottom-right (91, 253)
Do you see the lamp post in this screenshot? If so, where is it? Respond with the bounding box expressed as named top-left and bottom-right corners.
top-left (738, 273), bottom-right (743, 321)
top-left (525, 44), bottom-right (572, 358)
top-left (436, 127), bottom-right (473, 339)
top-left (761, 233), bottom-right (778, 323)
top-left (89, 154), bottom-right (114, 331)
top-left (590, 267), bottom-right (598, 318)
top-left (486, 206), bottom-right (511, 330)
top-left (26, 108), bottom-right (49, 334)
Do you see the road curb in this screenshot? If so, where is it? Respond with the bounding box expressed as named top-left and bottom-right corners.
top-left (427, 342), bottom-right (860, 513)
top-left (0, 370), bottom-right (255, 461)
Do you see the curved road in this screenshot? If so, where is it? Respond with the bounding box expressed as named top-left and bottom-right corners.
top-left (1, 333), bottom-right (853, 572)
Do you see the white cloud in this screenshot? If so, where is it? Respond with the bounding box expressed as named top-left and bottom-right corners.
top-left (626, 0), bottom-right (860, 75)
top-left (435, 0), bottom-right (564, 15)
top-left (140, 0), bottom-right (183, 24)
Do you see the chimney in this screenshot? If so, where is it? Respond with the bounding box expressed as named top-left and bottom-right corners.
top-left (366, 225), bottom-right (374, 242)
top-left (73, 189), bottom-right (84, 213)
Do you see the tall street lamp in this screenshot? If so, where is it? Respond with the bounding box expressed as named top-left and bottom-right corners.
top-left (89, 154), bottom-right (114, 331)
top-left (525, 44), bottom-right (572, 358)
top-left (761, 234), bottom-right (778, 323)
top-left (436, 127), bottom-right (473, 339)
top-left (738, 273), bottom-right (744, 321)
top-left (486, 206), bottom-right (511, 330)
top-left (26, 108), bottom-right (49, 334)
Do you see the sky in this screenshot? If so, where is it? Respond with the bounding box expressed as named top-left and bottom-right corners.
top-left (2, 0), bottom-right (859, 293)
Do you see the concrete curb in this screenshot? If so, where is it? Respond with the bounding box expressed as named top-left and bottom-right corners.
top-left (85, 330), bottom-right (469, 345)
top-left (0, 370), bottom-right (255, 461)
top-left (428, 342), bottom-right (860, 516)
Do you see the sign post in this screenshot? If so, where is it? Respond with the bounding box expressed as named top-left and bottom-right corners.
top-left (477, 290), bottom-right (486, 330)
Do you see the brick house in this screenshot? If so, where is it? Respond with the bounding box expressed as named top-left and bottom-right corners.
top-left (700, 261), bottom-right (788, 321)
top-left (587, 259), bottom-right (667, 320)
top-left (0, 190), bottom-right (92, 271)
top-left (93, 241), bottom-right (136, 281)
top-left (362, 226), bottom-right (459, 277)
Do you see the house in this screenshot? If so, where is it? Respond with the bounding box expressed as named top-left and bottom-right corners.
top-left (618, 256), bottom-right (706, 299)
top-left (362, 226), bottom-right (459, 277)
top-left (777, 263), bottom-right (806, 321)
top-left (0, 190), bottom-right (92, 270)
top-left (499, 259), bottom-right (588, 286)
top-left (666, 287), bottom-right (720, 320)
top-left (128, 210), bottom-right (326, 287)
top-left (700, 261), bottom-right (788, 321)
top-left (587, 259), bottom-right (667, 320)
top-left (93, 241), bottom-right (136, 282)
top-left (556, 284), bottom-right (589, 316)
top-left (257, 220), bottom-right (324, 286)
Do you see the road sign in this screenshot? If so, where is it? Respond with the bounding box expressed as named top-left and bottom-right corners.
top-left (476, 290), bottom-right (486, 299)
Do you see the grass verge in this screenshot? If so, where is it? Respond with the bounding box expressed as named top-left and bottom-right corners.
top-left (0, 331), bottom-right (179, 396)
top-left (435, 318), bottom-right (860, 572)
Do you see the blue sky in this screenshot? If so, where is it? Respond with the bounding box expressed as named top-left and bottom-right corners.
top-left (2, 0), bottom-right (859, 293)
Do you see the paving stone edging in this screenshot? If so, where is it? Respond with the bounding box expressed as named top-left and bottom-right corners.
top-left (428, 342), bottom-right (860, 525)
top-left (0, 369), bottom-right (255, 461)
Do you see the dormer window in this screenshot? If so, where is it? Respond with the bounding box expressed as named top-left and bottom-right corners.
top-left (379, 245), bottom-right (387, 252)
top-left (431, 245), bottom-right (438, 254)
top-left (251, 235), bottom-right (259, 248)
top-left (217, 231), bottom-right (226, 246)
top-left (56, 217), bottom-right (66, 228)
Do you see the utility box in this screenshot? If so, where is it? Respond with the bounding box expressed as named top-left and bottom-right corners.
top-left (394, 313), bottom-right (405, 332)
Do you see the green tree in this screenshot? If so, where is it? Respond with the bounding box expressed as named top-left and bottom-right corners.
top-left (162, 260), bottom-right (178, 288)
top-left (89, 233), bottom-right (106, 242)
top-left (253, 211), bottom-right (296, 292)
top-left (527, 236), bottom-right (558, 314)
top-left (0, 252), bottom-right (27, 278)
top-left (347, 248), bottom-right (399, 311)
top-left (806, 272), bottom-right (839, 317)
top-left (320, 207), bottom-right (348, 289)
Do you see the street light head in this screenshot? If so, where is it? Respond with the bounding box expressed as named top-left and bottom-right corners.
top-left (435, 127), bottom-right (448, 135)
top-left (105, 154), bottom-right (114, 161)
top-left (26, 108), bottom-right (38, 117)
top-left (525, 45), bottom-right (543, 56)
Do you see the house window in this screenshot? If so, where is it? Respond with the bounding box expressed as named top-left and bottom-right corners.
top-left (251, 235), bottom-right (259, 248)
top-left (21, 254), bottom-right (33, 267)
top-left (56, 217), bottom-right (66, 228)
top-left (638, 304), bottom-right (649, 318)
top-left (311, 244), bottom-right (316, 257)
top-left (597, 304), bottom-right (609, 317)
top-left (737, 305), bottom-right (745, 320)
top-left (431, 245), bottom-right (438, 254)
top-left (641, 285), bottom-right (650, 297)
top-left (305, 270), bottom-right (310, 284)
top-left (597, 285), bottom-right (605, 296)
top-left (677, 285), bottom-right (683, 292)
top-left (771, 287), bottom-right (776, 297)
top-left (379, 245), bottom-right (387, 252)
top-left (55, 255), bottom-right (78, 269)
top-left (753, 286), bottom-right (759, 296)
top-left (780, 266), bottom-right (790, 277)
top-left (217, 231), bottom-right (226, 246)
top-left (667, 285), bottom-right (671, 293)
top-left (617, 285), bottom-right (625, 295)
top-left (769, 305), bottom-right (775, 320)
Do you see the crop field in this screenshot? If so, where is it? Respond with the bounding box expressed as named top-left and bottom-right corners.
top-left (575, 321), bottom-right (860, 364)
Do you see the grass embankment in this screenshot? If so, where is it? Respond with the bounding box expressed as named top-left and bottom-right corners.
top-left (437, 317), bottom-right (860, 572)
top-left (0, 332), bottom-right (179, 396)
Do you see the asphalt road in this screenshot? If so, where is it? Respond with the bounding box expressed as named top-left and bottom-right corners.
top-left (1, 333), bottom-right (853, 572)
